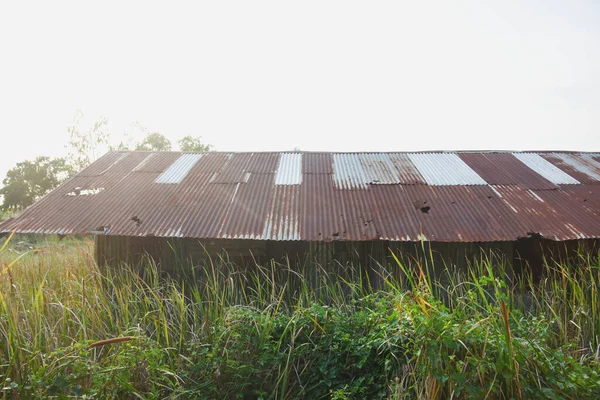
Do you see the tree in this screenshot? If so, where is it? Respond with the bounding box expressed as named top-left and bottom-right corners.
top-left (178, 135), bottom-right (212, 152)
top-left (66, 110), bottom-right (111, 172)
top-left (0, 157), bottom-right (74, 211)
top-left (109, 121), bottom-right (149, 152)
top-left (135, 132), bottom-right (172, 151)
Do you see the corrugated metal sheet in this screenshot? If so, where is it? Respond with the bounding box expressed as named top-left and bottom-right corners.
top-left (387, 154), bottom-right (426, 184)
top-left (562, 185), bottom-right (600, 211)
top-left (408, 153), bottom-right (487, 186)
top-left (246, 152), bottom-right (280, 173)
top-left (211, 153), bottom-right (249, 183)
top-left (492, 185), bottom-right (600, 240)
top-left (396, 185), bottom-right (529, 242)
top-left (540, 153), bottom-right (600, 184)
top-left (155, 154), bottom-right (203, 184)
top-left (565, 153), bottom-right (600, 181)
top-left (193, 153), bottom-right (231, 175)
top-left (2, 150), bottom-right (600, 243)
top-left (303, 153), bottom-right (333, 174)
top-left (219, 174), bottom-right (274, 239)
top-left (459, 153), bottom-right (557, 189)
top-left (263, 185), bottom-right (301, 240)
top-left (135, 152), bottom-right (181, 173)
top-left (332, 153), bottom-right (369, 189)
top-left (358, 154), bottom-right (402, 184)
top-left (512, 153), bottom-right (580, 185)
top-left (133, 154), bottom-right (155, 171)
top-left (332, 153), bottom-right (413, 188)
top-left (274, 153), bottom-right (302, 185)
top-left (79, 152), bottom-right (128, 177)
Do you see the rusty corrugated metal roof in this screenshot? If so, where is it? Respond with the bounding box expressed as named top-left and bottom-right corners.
top-left (2, 150), bottom-right (600, 242)
top-left (459, 153), bottom-right (557, 189)
top-left (512, 153), bottom-right (581, 185)
top-left (388, 154), bottom-right (426, 185)
top-left (540, 153), bottom-right (600, 184)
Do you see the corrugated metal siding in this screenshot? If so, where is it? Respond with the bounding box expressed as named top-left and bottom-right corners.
top-left (155, 154), bottom-right (203, 184)
top-left (274, 153), bottom-right (302, 185)
top-left (512, 153), bottom-right (580, 185)
top-left (3, 150), bottom-right (600, 243)
top-left (408, 153), bottom-right (487, 186)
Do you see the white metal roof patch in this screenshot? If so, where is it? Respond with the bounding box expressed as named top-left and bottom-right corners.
top-left (332, 154), bottom-right (369, 189)
top-left (155, 154), bottom-right (203, 184)
top-left (133, 153), bottom-right (155, 171)
top-left (513, 153), bottom-right (580, 185)
top-left (552, 153), bottom-right (600, 182)
top-left (358, 153), bottom-right (401, 184)
top-left (274, 153), bottom-right (302, 185)
top-left (407, 153), bottom-right (487, 185)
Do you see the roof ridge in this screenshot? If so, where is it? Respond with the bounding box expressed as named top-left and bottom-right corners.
top-left (105, 149), bottom-right (599, 155)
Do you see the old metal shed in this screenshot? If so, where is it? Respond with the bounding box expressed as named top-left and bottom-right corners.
top-left (1, 150), bottom-right (599, 275)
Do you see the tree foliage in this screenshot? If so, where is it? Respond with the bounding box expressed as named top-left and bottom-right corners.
top-left (135, 133), bottom-right (172, 151)
top-left (66, 111), bottom-right (212, 159)
top-left (0, 157), bottom-right (74, 211)
top-left (66, 110), bottom-right (111, 172)
top-left (178, 135), bottom-right (212, 152)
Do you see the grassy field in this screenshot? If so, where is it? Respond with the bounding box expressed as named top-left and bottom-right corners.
top-left (1, 234), bottom-right (599, 399)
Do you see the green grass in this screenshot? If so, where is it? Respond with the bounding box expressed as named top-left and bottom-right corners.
top-left (0, 235), bottom-right (599, 399)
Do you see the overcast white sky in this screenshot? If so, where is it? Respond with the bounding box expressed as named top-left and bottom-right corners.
top-left (0, 1), bottom-right (599, 181)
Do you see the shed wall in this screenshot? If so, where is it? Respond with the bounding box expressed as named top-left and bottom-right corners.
top-left (95, 236), bottom-right (598, 283)
top-left (94, 236), bottom-right (524, 283)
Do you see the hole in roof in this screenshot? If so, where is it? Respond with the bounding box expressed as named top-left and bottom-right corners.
top-left (67, 188), bottom-right (105, 196)
top-left (91, 225), bottom-right (110, 234)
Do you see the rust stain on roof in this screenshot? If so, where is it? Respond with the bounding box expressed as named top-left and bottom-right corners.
top-left (459, 153), bottom-right (557, 189)
top-left (2, 150), bottom-right (600, 242)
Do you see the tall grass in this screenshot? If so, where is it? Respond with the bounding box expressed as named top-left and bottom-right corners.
top-left (0, 236), bottom-right (599, 398)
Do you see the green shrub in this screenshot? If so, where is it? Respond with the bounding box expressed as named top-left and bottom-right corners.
top-left (18, 337), bottom-right (179, 399)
